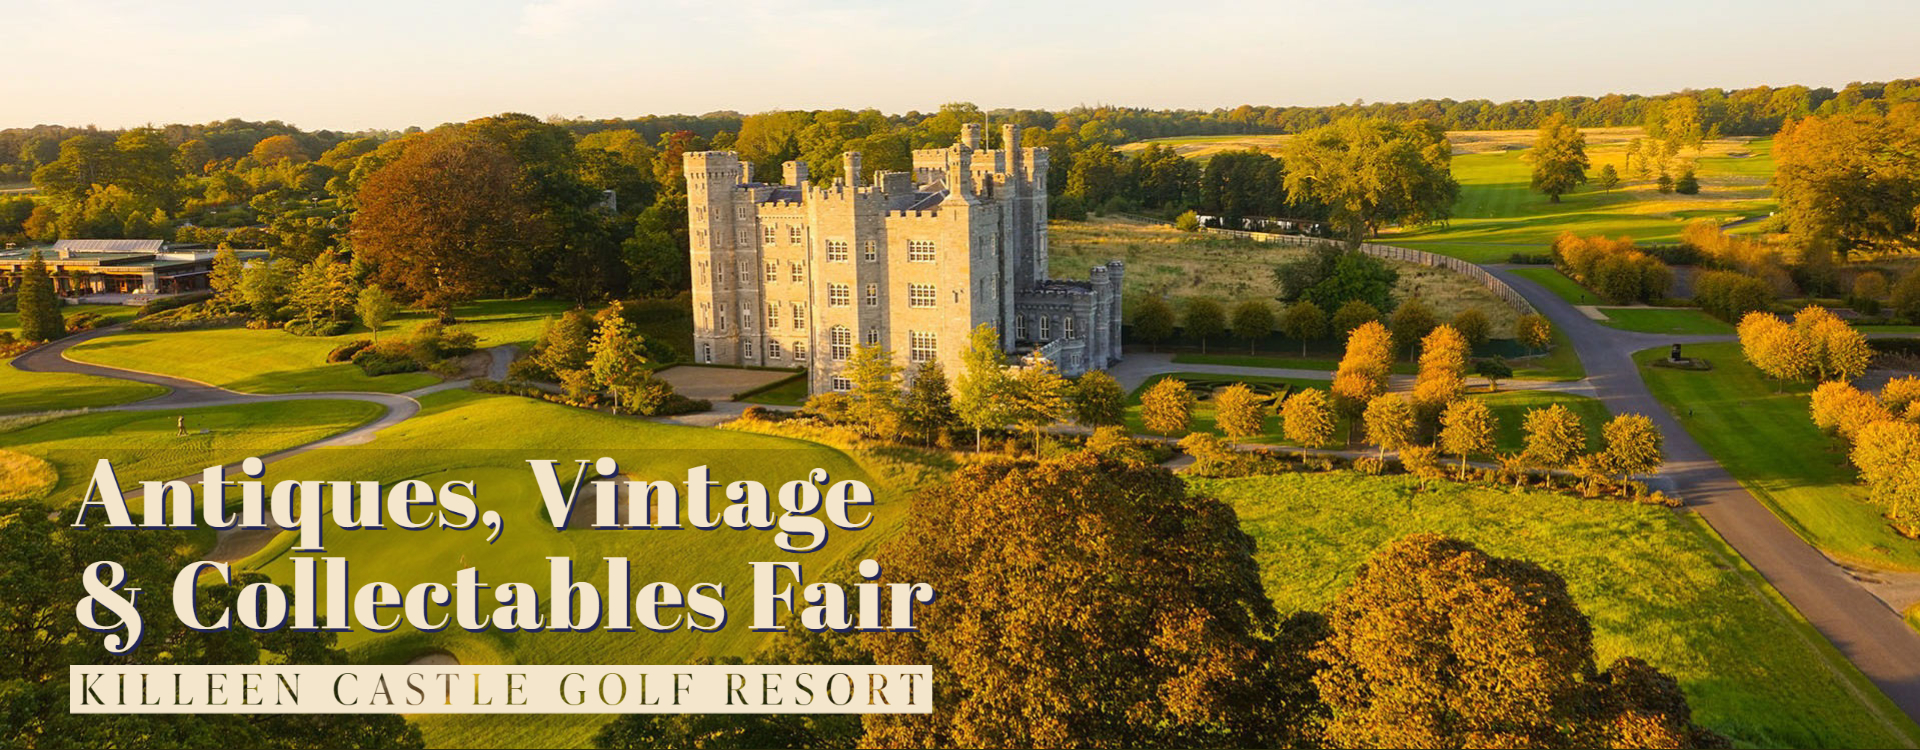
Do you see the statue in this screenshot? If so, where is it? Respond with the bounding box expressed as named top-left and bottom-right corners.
top-left (1670, 343), bottom-right (1684, 362)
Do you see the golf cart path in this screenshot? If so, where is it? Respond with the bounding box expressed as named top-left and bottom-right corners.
top-left (1496, 267), bottom-right (1920, 726)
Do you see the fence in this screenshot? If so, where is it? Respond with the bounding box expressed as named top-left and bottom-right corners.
top-left (1197, 227), bottom-right (1539, 317)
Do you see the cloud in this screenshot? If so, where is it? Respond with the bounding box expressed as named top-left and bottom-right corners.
top-left (517, 0), bottom-right (611, 38)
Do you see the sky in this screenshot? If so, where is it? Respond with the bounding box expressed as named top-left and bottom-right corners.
top-left (8, 0), bottom-right (1920, 132)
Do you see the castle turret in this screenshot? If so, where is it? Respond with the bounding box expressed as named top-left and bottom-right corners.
top-left (783, 160), bottom-right (809, 186)
top-left (960, 123), bottom-right (984, 150)
top-left (843, 152), bottom-right (862, 188)
top-left (739, 162), bottom-right (755, 184)
top-left (944, 144), bottom-right (976, 205)
top-left (682, 151), bottom-right (746, 365)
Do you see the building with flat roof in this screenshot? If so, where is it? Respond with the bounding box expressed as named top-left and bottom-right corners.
top-left (685, 123), bottom-right (1124, 394)
top-left (0, 239), bottom-right (267, 297)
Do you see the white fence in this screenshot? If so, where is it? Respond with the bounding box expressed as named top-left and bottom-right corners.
top-left (1198, 228), bottom-right (1538, 317)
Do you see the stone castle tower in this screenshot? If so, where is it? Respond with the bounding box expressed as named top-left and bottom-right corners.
top-left (684, 123), bottom-right (1123, 394)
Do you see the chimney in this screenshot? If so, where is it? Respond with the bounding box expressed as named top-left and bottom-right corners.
top-left (945, 144), bottom-right (976, 205)
top-left (739, 162), bottom-right (755, 184)
top-left (960, 123), bottom-right (983, 150)
top-left (843, 152), bottom-right (863, 188)
top-left (782, 160), bottom-right (809, 186)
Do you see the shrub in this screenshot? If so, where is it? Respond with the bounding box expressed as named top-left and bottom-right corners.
top-left (284, 318), bottom-right (353, 337)
top-left (1674, 171), bottom-right (1700, 194)
top-left (1552, 233), bottom-right (1669, 303)
top-left (125, 303), bottom-right (246, 332)
top-left (327, 339), bottom-right (373, 363)
top-left (1353, 456), bottom-right (1387, 475)
top-left (64, 312), bottom-right (111, 333)
top-left (351, 340), bottom-right (423, 376)
top-left (1173, 210), bottom-right (1200, 232)
top-left (1694, 270), bottom-right (1774, 322)
top-left (136, 291), bottom-right (213, 317)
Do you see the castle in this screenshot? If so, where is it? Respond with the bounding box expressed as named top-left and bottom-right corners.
top-left (683, 123), bottom-right (1124, 394)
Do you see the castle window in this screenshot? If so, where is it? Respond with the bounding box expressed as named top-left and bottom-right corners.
top-left (789, 226), bottom-right (803, 244)
top-left (830, 327), bottom-right (852, 361)
top-left (1065, 316), bottom-right (1077, 340)
top-left (791, 302), bottom-right (806, 326)
top-left (863, 241), bottom-right (877, 262)
top-left (828, 284), bottom-right (850, 307)
top-left (793, 341), bottom-right (807, 360)
top-left (768, 340), bottom-right (783, 360)
top-left (865, 328), bottom-right (880, 345)
top-left (1038, 316), bottom-right (1051, 339)
top-left (909, 284), bottom-right (936, 308)
top-left (831, 376), bottom-right (852, 392)
top-left (864, 283), bottom-right (878, 307)
top-left (790, 262), bottom-right (804, 282)
top-left (764, 262), bottom-right (778, 282)
top-left (702, 343), bottom-right (712, 363)
top-left (738, 264), bottom-right (751, 283)
top-left (764, 226), bottom-right (776, 245)
top-left (909, 331), bottom-right (937, 363)
top-left (826, 240), bottom-right (848, 262)
top-left (767, 302), bottom-right (780, 329)
top-left (908, 240), bottom-right (935, 262)
top-left (742, 310), bottom-right (754, 331)
top-left (1016, 315), bottom-right (1028, 340)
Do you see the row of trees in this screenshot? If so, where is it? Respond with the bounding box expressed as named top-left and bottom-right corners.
top-left (1737, 307), bottom-right (1872, 385)
top-left (1552, 233), bottom-right (1671, 304)
top-left (1812, 379), bottom-right (1920, 535)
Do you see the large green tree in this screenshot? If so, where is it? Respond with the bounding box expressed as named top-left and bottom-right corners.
top-left (16, 251), bottom-right (64, 342)
top-left (1774, 111), bottom-right (1920, 257)
top-left (1283, 117), bottom-right (1459, 246)
top-left (1525, 113), bottom-right (1589, 202)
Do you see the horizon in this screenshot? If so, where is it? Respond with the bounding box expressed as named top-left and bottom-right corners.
top-left (8, 0), bottom-right (1919, 132)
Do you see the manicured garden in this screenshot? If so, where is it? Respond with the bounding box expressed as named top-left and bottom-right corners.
top-left (1636, 342), bottom-right (1920, 570)
top-left (1203, 471), bottom-right (1920, 749)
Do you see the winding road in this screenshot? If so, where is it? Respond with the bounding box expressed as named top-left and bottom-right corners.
top-left (14, 283), bottom-right (1920, 727)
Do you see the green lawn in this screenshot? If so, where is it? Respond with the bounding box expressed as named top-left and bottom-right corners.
top-left (1509, 267), bottom-right (1600, 306)
top-left (0, 359), bottom-right (167, 414)
top-left (1510, 322), bottom-right (1587, 382)
top-left (67, 327), bottom-right (440, 393)
top-left (738, 372), bottom-right (809, 406)
top-left (1599, 307), bottom-right (1735, 335)
top-left (1125, 373), bottom-right (1334, 443)
top-left (1200, 472), bottom-right (1920, 749)
top-left (0, 399), bottom-right (385, 516)
top-left (1389, 135), bottom-right (1777, 263)
top-left (1636, 342), bottom-right (1920, 570)
top-left (244, 390), bottom-right (897, 749)
top-left (383, 298), bottom-right (592, 350)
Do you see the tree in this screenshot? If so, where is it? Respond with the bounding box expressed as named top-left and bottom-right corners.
top-left (1173, 210), bottom-right (1200, 231)
top-left (1388, 297), bottom-right (1439, 358)
top-left (207, 246), bottom-right (243, 304)
top-left (845, 344), bottom-right (905, 439)
top-left (1279, 300), bottom-right (1328, 355)
top-left (356, 284), bottom-right (400, 341)
top-left (250, 134), bottom-right (310, 165)
top-left (240, 257), bottom-right (295, 320)
top-left (1773, 111), bottom-right (1920, 257)
top-left (1852, 271), bottom-right (1889, 315)
top-left (953, 323), bottom-right (1013, 449)
top-left (862, 453), bottom-right (1322, 748)
top-left (903, 361), bottom-right (956, 445)
top-left (1072, 370), bottom-right (1126, 427)
top-left (1738, 311), bottom-right (1813, 384)
top-left (1674, 170), bottom-right (1700, 195)
top-left (1695, 270), bottom-right (1775, 322)
top-left (1412, 325), bottom-right (1469, 420)
top-left (1849, 420), bottom-right (1920, 535)
top-left (1522, 403), bottom-right (1587, 472)
top-left (1333, 321), bottom-right (1394, 420)
top-left (290, 249), bottom-right (357, 327)
top-left (1881, 376), bottom-right (1920, 416)
top-left (1362, 394), bottom-right (1416, 459)
top-left (1810, 381), bottom-right (1891, 445)
top-left (1793, 305), bottom-right (1871, 382)
top-left (587, 307), bottom-right (660, 414)
top-left (1214, 383), bottom-right (1268, 440)
top-left (1278, 247), bottom-right (1399, 313)
top-left (1330, 299), bottom-right (1381, 340)
top-left (353, 131), bottom-right (538, 315)
top-left (1525, 113), bottom-right (1589, 202)
top-left (1313, 534), bottom-right (1723, 749)
top-left (1132, 295), bottom-right (1176, 351)
top-left (1895, 272), bottom-right (1920, 323)
top-left (1185, 297), bottom-right (1226, 353)
top-left (1440, 399), bottom-right (1498, 476)
top-left (1601, 413), bottom-right (1664, 482)
top-left (1517, 314), bottom-right (1553, 353)
top-left (1140, 377), bottom-right (1196, 436)
top-left (15, 252), bottom-right (63, 342)
top-left (1006, 354), bottom-right (1073, 454)
top-left (1597, 163), bottom-right (1621, 191)
top-left (1281, 387), bottom-right (1338, 450)
top-left (1283, 117), bottom-right (1459, 246)
top-left (1474, 357), bottom-right (1513, 392)
top-left (1451, 307), bottom-right (1490, 348)
top-left (1229, 300), bottom-right (1274, 354)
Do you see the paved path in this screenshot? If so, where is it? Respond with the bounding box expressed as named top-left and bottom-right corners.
top-left (1495, 267), bottom-right (1920, 725)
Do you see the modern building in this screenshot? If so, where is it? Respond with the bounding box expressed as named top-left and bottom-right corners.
top-left (684, 124), bottom-right (1124, 394)
top-left (0, 239), bottom-right (267, 297)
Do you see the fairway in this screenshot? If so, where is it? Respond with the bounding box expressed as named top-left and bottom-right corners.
top-left (244, 390), bottom-right (900, 749)
top-left (68, 327), bottom-right (439, 393)
top-left (0, 359), bottom-right (167, 414)
top-left (0, 399), bottom-right (386, 513)
top-left (1636, 342), bottom-right (1920, 570)
top-left (1598, 307), bottom-right (1735, 335)
top-left (1386, 132), bottom-right (1777, 263)
top-left (1202, 472), bottom-right (1920, 749)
